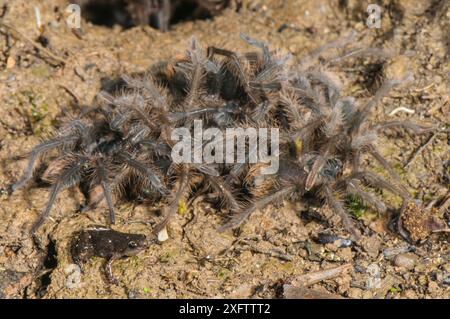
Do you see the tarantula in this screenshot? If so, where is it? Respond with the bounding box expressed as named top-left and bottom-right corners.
top-left (11, 87), bottom-right (174, 233)
top-left (208, 33), bottom-right (433, 241)
top-left (10, 35), bottom-right (257, 234)
top-left (12, 32), bottom-right (436, 242)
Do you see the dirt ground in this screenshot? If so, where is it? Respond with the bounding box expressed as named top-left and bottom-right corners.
top-left (0, 0), bottom-right (448, 299)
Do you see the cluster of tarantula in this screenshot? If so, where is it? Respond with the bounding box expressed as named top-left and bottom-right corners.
top-left (74, 0), bottom-right (238, 31)
top-left (12, 32), bottom-right (440, 242)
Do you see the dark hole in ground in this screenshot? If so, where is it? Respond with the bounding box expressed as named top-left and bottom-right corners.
top-left (361, 62), bottom-right (384, 94)
top-left (170, 1), bottom-right (214, 26)
top-left (35, 239), bottom-right (58, 298)
top-left (77, 0), bottom-right (131, 28)
top-left (76, 0), bottom-right (228, 31)
top-left (346, 62), bottom-right (384, 96)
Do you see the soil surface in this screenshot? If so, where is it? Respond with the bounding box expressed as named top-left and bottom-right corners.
top-left (0, 0), bottom-right (448, 299)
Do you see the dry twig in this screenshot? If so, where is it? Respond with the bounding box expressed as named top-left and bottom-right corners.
top-left (292, 263), bottom-right (352, 287)
top-left (404, 133), bottom-right (437, 169)
top-left (0, 20), bottom-right (66, 66)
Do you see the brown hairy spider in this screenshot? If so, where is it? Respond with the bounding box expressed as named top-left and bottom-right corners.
top-left (11, 33), bottom-right (440, 244)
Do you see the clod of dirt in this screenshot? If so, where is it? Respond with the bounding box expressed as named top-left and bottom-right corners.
top-left (184, 207), bottom-right (235, 258)
top-left (396, 0), bottom-right (431, 17)
top-left (384, 55), bottom-right (414, 81)
top-left (0, 269), bottom-right (31, 298)
top-left (361, 235), bottom-right (381, 258)
top-left (398, 200), bottom-right (448, 244)
top-left (393, 252), bottom-right (418, 270)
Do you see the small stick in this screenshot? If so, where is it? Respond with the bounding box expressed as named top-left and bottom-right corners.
top-left (0, 20), bottom-right (66, 66)
top-left (432, 229), bottom-right (450, 233)
top-left (292, 263), bottom-right (352, 287)
top-left (34, 6), bottom-right (41, 30)
top-left (438, 195), bottom-right (450, 214)
top-left (58, 84), bottom-right (80, 104)
top-left (388, 106), bottom-right (415, 116)
top-left (412, 83), bottom-right (435, 93)
top-left (238, 243), bottom-right (293, 262)
top-left (404, 133), bottom-right (436, 169)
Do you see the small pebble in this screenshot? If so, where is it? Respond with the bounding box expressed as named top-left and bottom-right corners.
top-left (383, 246), bottom-right (414, 260)
top-left (157, 226), bottom-right (169, 242)
top-left (315, 233), bottom-right (352, 248)
top-left (393, 253), bottom-right (418, 270)
top-left (443, 276), bottom-right (450, 285)
top-left (65, 264), bottom-right (82, 289)
top-left (6, 57), bottom-right (16, 69)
